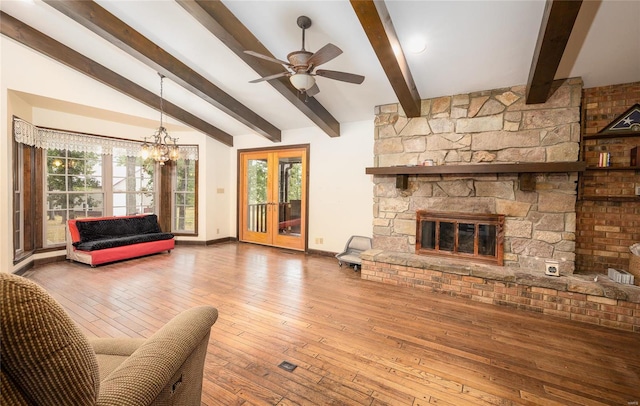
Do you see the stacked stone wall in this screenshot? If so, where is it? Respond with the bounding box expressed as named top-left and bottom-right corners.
top-left (373, 79), bottom-right (583, 274)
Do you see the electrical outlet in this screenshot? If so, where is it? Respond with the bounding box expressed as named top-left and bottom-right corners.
top-left (315, 238), bottom-right (323, 244)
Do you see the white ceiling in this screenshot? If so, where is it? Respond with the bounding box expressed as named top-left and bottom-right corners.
top-left (1, 0), bottom-right (639, 141)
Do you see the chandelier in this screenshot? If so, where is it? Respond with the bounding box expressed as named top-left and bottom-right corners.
top-left (141, 73), bottom-right (180, 165)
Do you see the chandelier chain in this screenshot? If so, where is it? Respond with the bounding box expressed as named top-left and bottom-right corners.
top-left (140, 73), bottom-right (180, 165)
top-left (159, 73), bottom-right (165, 129)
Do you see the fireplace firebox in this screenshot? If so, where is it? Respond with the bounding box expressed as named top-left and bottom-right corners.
top-left (416, 211), bottom-right (504, 265)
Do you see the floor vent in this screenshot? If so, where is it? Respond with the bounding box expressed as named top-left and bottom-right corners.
top-left (278, 361), bottom-right (298, 372)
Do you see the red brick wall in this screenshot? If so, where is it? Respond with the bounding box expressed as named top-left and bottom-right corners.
top-left (576, 82), bottom-right (640, 274)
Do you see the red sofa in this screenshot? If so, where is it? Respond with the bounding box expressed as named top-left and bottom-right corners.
top-left (66, 214), bottom-right (174, 267)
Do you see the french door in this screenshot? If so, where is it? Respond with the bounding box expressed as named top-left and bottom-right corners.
top-left (238, 145), bottom-right (308, 251)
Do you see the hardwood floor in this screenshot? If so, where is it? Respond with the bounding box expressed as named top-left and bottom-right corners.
top-left (23, 243), bottom-right (640, 405)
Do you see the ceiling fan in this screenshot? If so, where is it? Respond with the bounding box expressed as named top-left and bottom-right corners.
top-left (244, 16), bottom-right (365, 97)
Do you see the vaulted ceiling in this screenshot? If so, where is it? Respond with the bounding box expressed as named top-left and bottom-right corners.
top-left (1, 0), bottom-right (639, 146)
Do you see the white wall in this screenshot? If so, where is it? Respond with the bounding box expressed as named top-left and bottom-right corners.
top-left (231, 120), bottom-right (374, 253)
top-left (1, 37), bottom-right (228, 272)
top-left (1, 35), bottom-right (375, 273)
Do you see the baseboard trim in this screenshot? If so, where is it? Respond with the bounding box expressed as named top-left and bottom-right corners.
top-left (174, 240), bottom-right (207, 246)
top-left (207, 237), bottom-right (237, 246)
top-left (175, 237), bottom-right (237, 246)
top-left (307, 249), bottom-right (338, 258)
top-left (13, 261), bottom-right (34, 276)
top-left (34, 255), bottom-right (67, 267)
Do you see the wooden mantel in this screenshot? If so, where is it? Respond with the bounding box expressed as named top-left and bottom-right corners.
top-left (365, 161), bottom-right (586, 190)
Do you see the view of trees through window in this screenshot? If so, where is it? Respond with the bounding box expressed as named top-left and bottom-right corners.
top-left (45, 149), bottom-right (159, 246)
top-left (245, 157), bottom-right (302, 235)
top-left (13, 142), bottom-right (23, 256)
top-left (46, 149), bottom-right (104, 245)
top-left (174, 159), bottom-right (196, 233)
top-left (15, 120), bottom-right (200, 252)
top-left (246, 159), bottom-right (302, 204)
top-left (247, 159), bottom-right (268, 205)
top-left (281, 160), bottom-right (302, 203)
top-left (112, 154), bottom-right (155, 216)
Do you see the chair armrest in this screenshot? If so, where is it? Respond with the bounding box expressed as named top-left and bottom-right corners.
top-left (90, 338), bottom-right (146, 357)
top-left (96, 306), bottom-right (218, 406)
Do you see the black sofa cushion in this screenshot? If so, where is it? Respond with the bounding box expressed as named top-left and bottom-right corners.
top-left (74, 232), bottom-right (174, 251)
top-left (75, 215), bottom-right (163, 242)
top-left (72, 215), bottom-right (174, 251)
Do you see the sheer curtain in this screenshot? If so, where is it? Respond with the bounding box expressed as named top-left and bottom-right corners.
top-left (13, 117), bottom-right (198, 160)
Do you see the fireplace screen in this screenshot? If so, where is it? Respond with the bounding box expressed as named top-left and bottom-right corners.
top-left (416, 211), bottom-right (504, 265)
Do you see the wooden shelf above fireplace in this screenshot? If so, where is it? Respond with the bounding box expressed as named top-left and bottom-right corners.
top-left (365, 161), bottom-right (586, 175)
top-left (365, 161), bottom-right (586, 190)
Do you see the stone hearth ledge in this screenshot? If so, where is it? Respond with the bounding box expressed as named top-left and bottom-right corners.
top-left (361, 250), bottom-right (640, 304)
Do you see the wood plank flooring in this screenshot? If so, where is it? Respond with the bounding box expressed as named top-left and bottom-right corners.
top-left (23, 243), bottom-right (640, 405)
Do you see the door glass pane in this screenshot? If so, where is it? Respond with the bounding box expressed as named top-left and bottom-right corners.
top-left (278, 157), bottom-right (302, 236)
top-left (247, 159), bottom-right (268, 233)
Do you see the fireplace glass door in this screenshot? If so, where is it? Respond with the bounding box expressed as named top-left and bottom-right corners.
top-left (416, 211), bottom-right (504, 265)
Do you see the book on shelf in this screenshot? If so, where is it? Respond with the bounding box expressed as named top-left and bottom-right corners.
top-left (598, 152), bottom-right (611, 167)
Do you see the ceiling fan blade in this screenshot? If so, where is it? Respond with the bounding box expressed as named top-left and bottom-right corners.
top-left (249, 71), bottom-right (289, 83)
top-left (244, 50), bottom-right (291, 67)
top-left (307, 43), bottom-right (342, 68)
top-left (315, 69), bottom-right (365, 84)
top-left (306, 83), bottom-right (320, 97)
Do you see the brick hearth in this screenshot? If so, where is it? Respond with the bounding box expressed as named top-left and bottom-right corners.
top-left (361, 250), bottom-right (640, 332)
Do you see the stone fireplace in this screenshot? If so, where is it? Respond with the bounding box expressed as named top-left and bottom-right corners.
top-left (360, 79), bottom-right (640, 333)
top-left (368, 79), bottom-right (582, 276)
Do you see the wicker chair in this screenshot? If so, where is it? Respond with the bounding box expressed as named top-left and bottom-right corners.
top-left (0, 273), bottom-right (218, 406)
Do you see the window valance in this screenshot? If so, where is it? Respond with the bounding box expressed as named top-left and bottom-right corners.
top-left (13, 117), bottom-right (199, 160)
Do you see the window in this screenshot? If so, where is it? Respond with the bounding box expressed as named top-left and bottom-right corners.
top-left (112, 153), bottom-right (156, 216)
top-left (172, 159), bottom-right (197, 234)
top-left (13, 117), bottom-right (199, 253)
top-left (45, 149), bottom-right (104, 245)
top-left (44, 149), bottom-right (160, 247)
top-left (13, 141), bottom-right (23, 257)
top-left (13, 139), bottom-right (40, 261)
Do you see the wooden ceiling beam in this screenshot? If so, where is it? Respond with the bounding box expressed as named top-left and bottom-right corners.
top-left (350, 0), bottom-right (421, 118)
top-left (176, 0), bottom-right (341, 138)
top-left (42, 0), bottom-right (281, 142)
top-left (0, 11), bottom-right (234, 147)
top-left (526, 0), bottom-right (583, 104)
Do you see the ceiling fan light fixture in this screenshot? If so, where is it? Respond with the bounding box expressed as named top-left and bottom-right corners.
top-left (245, 15), bottom-right (364, 96)
top-left (289, 73), bottom-right (316, 91)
